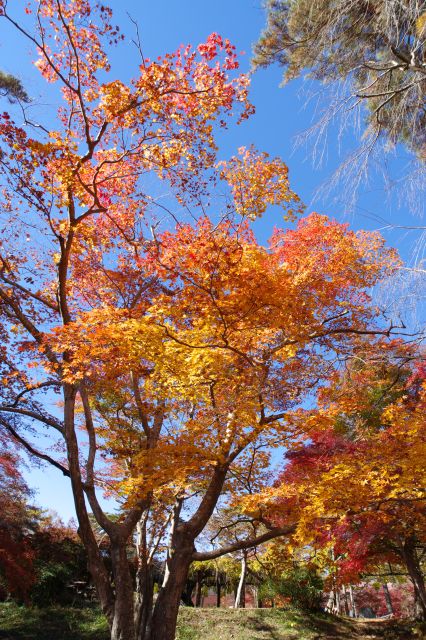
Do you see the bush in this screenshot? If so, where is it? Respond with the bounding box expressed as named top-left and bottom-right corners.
top-left (30, 561), bottom-right (75, 606)
top-left (260, 567), bottom-right (324, 612)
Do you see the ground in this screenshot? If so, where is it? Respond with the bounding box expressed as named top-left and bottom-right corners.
top-left (177, 608), bottom-right (419, 640)
top-left (0, 603), bottom-right (422, 640)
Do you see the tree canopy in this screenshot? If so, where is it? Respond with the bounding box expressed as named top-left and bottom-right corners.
top-left (254, 0), bottom-right (426, 198)
top-left (0, 2), bottom-right (421, 639)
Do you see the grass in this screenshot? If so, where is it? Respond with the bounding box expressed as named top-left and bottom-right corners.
top-left (176, 607), bottom-right (417, 640)
top-left (0, 602), bottom-right (420, 640)
top-left (0, 602), bottom-right (108, 640)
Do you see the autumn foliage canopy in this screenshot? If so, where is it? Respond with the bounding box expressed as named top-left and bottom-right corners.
top-left (0, 1), bottom-right (422, 638)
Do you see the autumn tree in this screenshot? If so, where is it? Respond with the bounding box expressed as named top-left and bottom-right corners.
top-left (0, 440), bottom-right (36, 601)
top-left (0, 2), bottom-right (403, 640)
top-left (269, 343), bottom-right (426, 617)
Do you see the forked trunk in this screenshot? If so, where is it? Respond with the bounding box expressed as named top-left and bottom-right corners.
top-left (147, 534), bottom-right (195, 640)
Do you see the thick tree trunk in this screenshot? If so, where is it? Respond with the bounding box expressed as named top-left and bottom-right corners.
top-left (148, 532), bottom-right (194, 640)
top-left (135, 564), bottom-right (154, 640)
top-left (181, 579), bottom-right (195, 607)
top-left (110, 543), bottom-right (136, 640)
top-left (234, 552), bottom-right (247, 609)
top-left (63, 384), bottom-right (115, 626)
top-left (146, 466), bottom-right (229, 640)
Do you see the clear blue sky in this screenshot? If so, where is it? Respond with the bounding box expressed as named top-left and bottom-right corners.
top-left (0, 1), bottom-right (423, 521)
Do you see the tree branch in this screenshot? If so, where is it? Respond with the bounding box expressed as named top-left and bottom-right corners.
top-left (192, 524), bottom-right (296, 561)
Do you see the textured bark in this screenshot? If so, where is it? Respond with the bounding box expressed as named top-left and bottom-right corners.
top-left (149, 531), bottom-right (195, 640)
top-left (110, 543), bottom-right (136, 640)
top-left (135, 563), bottom-right (154, 640)
top-left (63, 383), bottom-right (114, 626)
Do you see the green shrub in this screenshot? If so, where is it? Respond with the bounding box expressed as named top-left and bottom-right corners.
top-left (30, 561), bottom-right (75, 606)
top-left (259, 566), bottom-right (324, 612)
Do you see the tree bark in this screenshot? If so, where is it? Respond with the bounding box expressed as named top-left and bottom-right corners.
top-left (348, 585), bottom-right (357, 618)
top-left (252, 585), bottom-right (259, 608)
top-left (335, 589), bottom-right (341, 616)
top-left (234, 551), bottom-right (247, 609)
top-left (382, 583), bottom-right (394, 616)
top-left (135, 560), bottom-right (154, 640)
top-left (194, 570), bottom-right (203, 607)
top-left (414, 585), bottom-right (425, 621)
top-left (342, 586), bottom-right (350, 616)
top-left (216, 571), bottom-right (221, 608)
top-left (63, 383), bottom-right (115, 626)
top-left (110, 543), bottom-right (136, 640)
top-left (148, 530), bottom-right (195, 640)
top-left (400, 537), bottom-right (426, 619)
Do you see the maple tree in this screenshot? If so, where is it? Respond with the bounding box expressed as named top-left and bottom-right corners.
top-left (269, 343), bottom-right (426, 618)
top-left (0, 439), bottom-right (36, 601)
top-left (0, 2), bottom-right (404, 640)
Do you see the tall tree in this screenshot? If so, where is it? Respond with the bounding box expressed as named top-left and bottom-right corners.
top-left (269, 344), bottom-right (426, 617)
top-left (254, 0), bottom-right (426, 203)
top-left (0, 2), bottom-right (401, 639)
top-left (0, 71), bottom-right (30, 103)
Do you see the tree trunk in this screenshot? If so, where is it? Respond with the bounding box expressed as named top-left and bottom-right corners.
top-left (110, 543), bottom-right (136, 640)
top-left (145, 467), bottom-right (229, 640)
top-left (348, 585), bottom-right (357, 618)
top-left (135, 563), bottom-right (154, 640)
top-left (252, 585), bottom-right (259, 608)
top-left (216, 571), bottom-right (221, 608)
top-left (335, 589), bottom-right (341, 616)
top-left (325, 590), bottom-right (334, 613)
top-left (63, 384), bottom-right (114, 626)
top-left (400, 538), bottom-right (426, 619)
top-left (194, 570), bottom-right (203, 607)
top-left (414, 585), bottom-right (425, 621)
top-left (234, 552), bottom-right (247, 609)
top-left (342, 586), bottom-right (350, 616)
top-left (382, 583), bottom-right (394, 616)
top-left (148, 532), bottom-right (194, 640)
top-left (181, 579), bottom-right (195, 607)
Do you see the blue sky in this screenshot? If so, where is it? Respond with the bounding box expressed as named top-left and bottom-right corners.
top-left (1, 1), bottom-right (424, 521)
